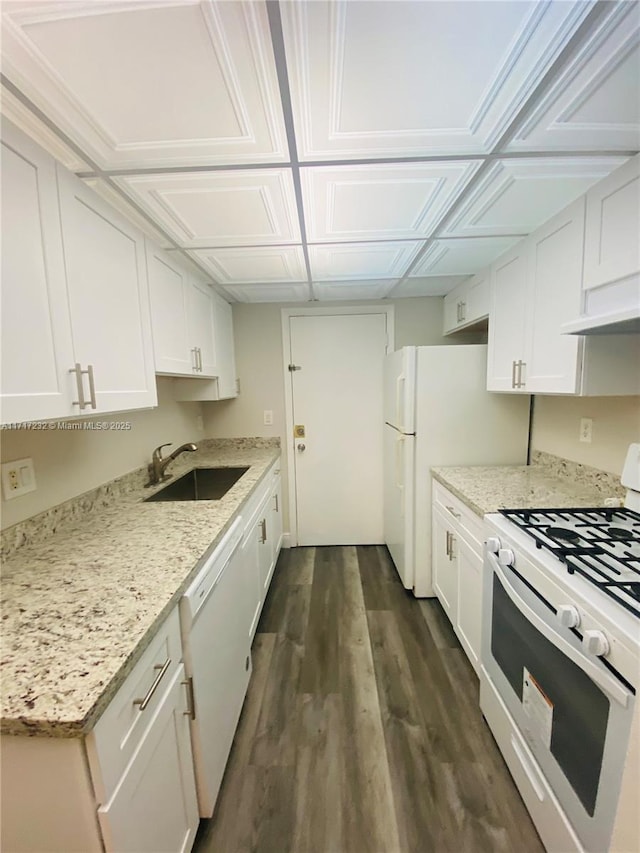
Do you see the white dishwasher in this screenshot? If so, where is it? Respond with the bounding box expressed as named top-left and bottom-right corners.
top-left (180, 517), bottom-right (251, 818)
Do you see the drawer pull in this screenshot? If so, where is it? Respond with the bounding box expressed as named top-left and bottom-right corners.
top-left (133, 658), bottom-right (171, 711)
top-left (446, 505), bottom-right (461, 519)
top-left (182, 676), bottom-right (196, 720)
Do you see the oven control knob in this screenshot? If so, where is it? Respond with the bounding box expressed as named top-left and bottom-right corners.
top-left (583, 630), bottom-right (610, 657)
top-left (498, 548), bottom-right (515, 568)
top-left (486, 537), bottom-right (501, 554)
top-left (557, 605), bottom-right (581, 629)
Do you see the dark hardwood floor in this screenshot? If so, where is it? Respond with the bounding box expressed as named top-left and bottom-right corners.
top-left (193, 546), bottom-right (544, 853)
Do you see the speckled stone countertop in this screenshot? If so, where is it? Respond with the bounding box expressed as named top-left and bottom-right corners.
top-left (1, 439), bottom-right (280, 738)
top-left (432, 452), bottom-right (622, 518)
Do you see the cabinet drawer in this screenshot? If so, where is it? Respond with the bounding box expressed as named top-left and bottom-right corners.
top-left (432, 481), bottom-right (484, 546)
top-left (87, 607), bottom-right (182, 803)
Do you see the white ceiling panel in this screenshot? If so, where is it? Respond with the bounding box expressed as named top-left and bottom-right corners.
top-left (506, 3), bottom-right (640, 152)
top-left (221, 283), bottom-right (310, 303)
top-left (411, 237), bottom-right (523, 277)
top-left (190, 245), bottom-right (307, 285)
top-left (309, 242), bottom-right (421, 281)
top-left (391, 276), bottom-right (470, 298)
top-left (444, 157), bottom-right (628, 237)
top-left (313, 281), bottom-right (396, 301)
top-left (116, 169), bottom-right (300, 248)
top-left (281, 0), bottom-right (592, 159)
top-left (1, 1), bottom-right (288, 168)
top-left (302, 162), bottom-right (480, 242)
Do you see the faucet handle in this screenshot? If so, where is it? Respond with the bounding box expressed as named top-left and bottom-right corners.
top-left (153, 443), bottom-right (172, 461)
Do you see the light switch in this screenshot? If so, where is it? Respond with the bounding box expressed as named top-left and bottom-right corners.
top-left (264, 410), bottom-right (273, 426)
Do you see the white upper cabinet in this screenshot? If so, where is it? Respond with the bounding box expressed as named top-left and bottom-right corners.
top-left (146, 246), bottom-right (193, 377)
top-left (281, 1), bottom-right (592, 159)
top-left (443, 272), bottom-right (490, 335)
top-left (1, 120), bottom-right (75, 423)
top-left (56, 167), bottom-right (157, 414)
top-left (187, 279), bottom-right (218, 378)
top-left (488, 200), bottom-right (584, 394)
top-left (583, 154), bottom-right (640, 292)
top-left (212, 294), bottom-right (238, 400)
top-left (1, 1), bottom-right (287, 168)
top-left (1, 120), bottom-right (157, 423)
top-left (487, 244), bottom-right (529, 392)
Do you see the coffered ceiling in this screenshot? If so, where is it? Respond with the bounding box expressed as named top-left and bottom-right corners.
top-left (1, 0), bottom-right (639, 303)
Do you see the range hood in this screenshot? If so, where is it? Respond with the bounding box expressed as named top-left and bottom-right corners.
top-left (562, 277), bottom-right (640, 335)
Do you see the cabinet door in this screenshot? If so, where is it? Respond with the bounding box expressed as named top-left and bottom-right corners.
top-left (98, 665), bottom-right (198, 853)
top-left (465, 272), bottom-right (490, 324)
top-left (456, 536), bottom-right (483, 675)
top-left (525, 198), bottom-right (584, 394)
top-left (432, 509), bottom-right (457, 623)
top-left (583, 155), bottom-right (640, 291)
top-left (240, 524), bottom-right (262, 642)
top-left (146, 244), bottom-right (194, 376)
top-left (1, 122), bottom-right (75, 423)
top-left (487, 245), bottom-right (528, 392)
top-left (212, 294), bottom-right (238, 399)
top-left (443, 289), bottom-right (461, 334)
top-left (271, 475), bottom-right (284, 571)
top-left (257, 494), bottom-right (273, 600)
top-left (187, 279), bottom-right (217, 378)
top-left (57, 168), bottom-right (157, 414)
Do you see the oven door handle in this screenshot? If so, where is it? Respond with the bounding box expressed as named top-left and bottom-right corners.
top-left (492, 560), bottom-right (631, 708)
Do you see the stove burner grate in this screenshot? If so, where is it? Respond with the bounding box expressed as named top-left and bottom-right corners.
top-left (498, 506), bottom-right (640, 618)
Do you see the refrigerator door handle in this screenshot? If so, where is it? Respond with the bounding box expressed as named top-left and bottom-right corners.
top-left (395, 374), bottom-right (405, 430)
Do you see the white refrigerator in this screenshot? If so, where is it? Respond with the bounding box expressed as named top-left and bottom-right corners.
top-left (384, 345), bottom-right (530, 596)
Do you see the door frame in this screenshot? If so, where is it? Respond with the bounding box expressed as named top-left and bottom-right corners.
top-left (281, 305), bottom-right (395, 546)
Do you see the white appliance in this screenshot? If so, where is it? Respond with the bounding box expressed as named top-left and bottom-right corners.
top-left (383, 345), bottom-right (530, 595)
top-left (180, 517), bottom-right (251, 817)
top-left (480, 443), bottom-right (640, 853)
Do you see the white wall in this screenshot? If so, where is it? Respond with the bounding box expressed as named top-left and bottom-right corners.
top-left (531, 395), bottom-right (640, 476)
top-left (0, 378), bottom-right (204, 529)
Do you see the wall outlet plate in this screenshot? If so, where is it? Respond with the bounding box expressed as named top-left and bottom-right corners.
top-left (579, 418), bottom-right (593, 443)
top-left (1, 457), bottom-right (37, 500)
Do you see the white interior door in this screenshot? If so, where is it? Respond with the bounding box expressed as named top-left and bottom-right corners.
top-left (288, 312), bottom-right (389, 546)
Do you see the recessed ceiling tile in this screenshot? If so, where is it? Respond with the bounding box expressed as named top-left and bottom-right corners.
top-left (309, 242), bottom-right (422, 281)
top-left (443, 157), bottom-right (628, 237)
top-left (410, 237), bottom-right (523, 277)
top-left (313, 280), bottom-right (397, 301)
top-left (1, 1), bottom-right (288, 168)
top-left (116, 170), bottom-right (300, 248)
top-left (220, 283), bottom-right (310, 303)
top-left (281, 0), bottom-right (592, 159)
top-left (505, 3), bottom-right (640, 152)
top-left (302, 162), bottom-right (480, 242)
top-left (190, 246), bottom-right (307, 285)
top-left (391, 276), bottom-right (470, 298)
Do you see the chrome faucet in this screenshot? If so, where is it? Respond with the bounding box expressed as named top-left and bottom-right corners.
top-left (146, 442), bottom-right (198, 486)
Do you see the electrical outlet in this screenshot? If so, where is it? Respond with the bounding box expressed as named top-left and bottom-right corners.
top-left (579, 418), bottom-right (593, 443)
top-left (263, 410), bottom-right (273, 426)
top-left (1, 458), bottom-right (37, 500)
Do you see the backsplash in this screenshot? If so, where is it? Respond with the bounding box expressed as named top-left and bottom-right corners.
top-left (0, 437), bottom-right (280, 562)
top-left (531, 450), bottom-right (625, 501)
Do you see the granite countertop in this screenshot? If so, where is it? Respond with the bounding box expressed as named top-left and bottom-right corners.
top-left (431, 460), bottom-right (616, 518)
top-left (1, 440), bottom-right (280, 738)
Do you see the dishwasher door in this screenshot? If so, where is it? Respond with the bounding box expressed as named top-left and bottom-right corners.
top-left (181, 518), bottom-right (252, 817)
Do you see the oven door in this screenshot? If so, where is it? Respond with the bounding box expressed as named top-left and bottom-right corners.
top-left (482, 547), bottom-right (635, 853)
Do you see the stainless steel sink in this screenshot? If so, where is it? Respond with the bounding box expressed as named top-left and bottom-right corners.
top-left (144, 466), bottom-right (249, 502)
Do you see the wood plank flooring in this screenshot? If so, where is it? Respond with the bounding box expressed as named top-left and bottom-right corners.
top-left (193, 546), bottom-right (545, 853)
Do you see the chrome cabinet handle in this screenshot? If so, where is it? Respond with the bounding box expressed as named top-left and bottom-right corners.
top-left (446, 505), bottom-right (461, 519)
top-left (196, 347), bottom-right (203, 372)
top-left (86, 364), bottom-right (97, 409)
top-left (518, 360), bottom-right (526, 388)
top-left (511, 360), bottom-right (517, 389)
top-left (133, 658), bottom-right (171, 711)
top-left (261, 518), bottom-right (267, 543)
top-left (449, 534), bottom-right (456, 561)
top-left (70, 363), bottom-right (97, 409)
top-left (274, 493), bottom-right (279, 512)
top-left (460, 301), bottom-right (466, 322)
top-left (445, 530), bottom-right (451, 558)
top-left (182, 676), bottom-right (196, 720)
top-left (191, 348), bottom-right (198, 372)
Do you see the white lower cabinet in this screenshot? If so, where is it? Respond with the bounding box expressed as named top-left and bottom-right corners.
top-left (432, 482), bottom-right (485, 674)
top-left (97, 664), bottom-right (199, 853)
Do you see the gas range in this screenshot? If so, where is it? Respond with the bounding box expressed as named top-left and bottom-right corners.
top-left (497, 506), bottom-right (640, 619)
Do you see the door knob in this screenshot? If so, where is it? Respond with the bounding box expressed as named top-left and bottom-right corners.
top-left (297, 443), bottom-right (306, 452)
